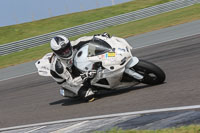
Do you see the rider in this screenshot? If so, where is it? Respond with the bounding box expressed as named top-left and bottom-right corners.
top-left (49, 33), bottom-right (110, 102)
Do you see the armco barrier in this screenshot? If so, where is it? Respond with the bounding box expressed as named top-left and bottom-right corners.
top-left (0, 0), bottom-right (199, 55)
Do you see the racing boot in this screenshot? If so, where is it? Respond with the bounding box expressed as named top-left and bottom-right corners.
top-left (78, 87), bottom-right (95, 102)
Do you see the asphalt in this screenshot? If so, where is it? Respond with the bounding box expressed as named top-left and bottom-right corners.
top-left (0, 34), bottom-right (200, 128)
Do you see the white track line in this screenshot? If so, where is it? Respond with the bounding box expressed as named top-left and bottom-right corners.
top-left (132, 33), bottom-right (200, 50)
top-left (0, 72), bottom-right (37, 82)
top-left (50, 121), bottom-right (88, 133)
top-left (24, 126), bottom-right (46, 133)
top-left (1, 104), bottom-right (200, 132)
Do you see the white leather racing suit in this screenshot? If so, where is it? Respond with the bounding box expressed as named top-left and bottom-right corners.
top-left (50, 36), bottom-right (93, 97)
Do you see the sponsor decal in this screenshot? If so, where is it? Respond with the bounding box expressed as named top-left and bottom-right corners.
top-left (99, 54), bottom-right (106, 59)
top-left (99, 52), bottom-right (115, 59)
top-left (105, 53), bottom-right (108, 58)
top-left (107, 52), bottom-right (115, 57)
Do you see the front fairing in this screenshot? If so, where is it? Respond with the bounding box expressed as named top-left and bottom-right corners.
top-left (88, 36), bottom-right (132, 71)
top-left (74, 36), bottom-right (133, 72)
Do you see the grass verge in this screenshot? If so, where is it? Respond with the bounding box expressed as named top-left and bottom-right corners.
top-left (95, 125), bottom-right (200, 133)
top-left (0, 0), bottom-right (173, 44)
top-left (0, 3), bottom-right (200, 69)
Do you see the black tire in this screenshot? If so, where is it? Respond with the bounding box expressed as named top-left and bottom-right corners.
top-left (132, 60), bottom-right (166, 85)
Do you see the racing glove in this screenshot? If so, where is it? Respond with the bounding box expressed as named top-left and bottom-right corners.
top-left (80, 70), bottom-right (96, 80)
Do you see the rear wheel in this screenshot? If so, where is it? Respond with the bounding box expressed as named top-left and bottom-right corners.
top-left (132, 60), bottom-right (166, 85)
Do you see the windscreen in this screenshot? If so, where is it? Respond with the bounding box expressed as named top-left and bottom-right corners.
top-left (88, 38), bottom-right (112, 57)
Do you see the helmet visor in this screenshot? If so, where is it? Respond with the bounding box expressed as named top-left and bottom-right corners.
top-left (55, 45), bottom-right (72, 59)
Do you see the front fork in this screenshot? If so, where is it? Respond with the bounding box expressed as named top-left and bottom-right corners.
top-left (124, 57), bottom-right (144, 80)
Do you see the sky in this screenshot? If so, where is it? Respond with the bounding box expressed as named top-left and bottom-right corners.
top-left (0, 0), bottom-right (131, 27)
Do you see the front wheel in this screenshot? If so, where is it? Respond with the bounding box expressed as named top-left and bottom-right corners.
top-left (132, 60), bottom-right (166, 85)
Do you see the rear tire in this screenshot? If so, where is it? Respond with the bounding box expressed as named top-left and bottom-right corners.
top-left (132, 60), bottom-right (166, 85)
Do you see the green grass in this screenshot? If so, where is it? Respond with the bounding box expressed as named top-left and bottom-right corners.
top-left (0, 3), bottom-right (200, 69)
top-left (0, 0), bottom-right (173, 45)
top-left (95, 125), bottom-right (200, 133)
top-left (0, 44), bottom-right (50, 68)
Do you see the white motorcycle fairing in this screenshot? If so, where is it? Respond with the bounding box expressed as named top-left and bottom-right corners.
top-left (74, 36), bottom-right (143, 89)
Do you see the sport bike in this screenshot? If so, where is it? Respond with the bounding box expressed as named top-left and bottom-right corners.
top-left (35, 35), bottom-right (166, 97)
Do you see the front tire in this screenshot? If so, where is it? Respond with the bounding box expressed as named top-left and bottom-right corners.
top-left (132, 60), bottom-right (166, 85)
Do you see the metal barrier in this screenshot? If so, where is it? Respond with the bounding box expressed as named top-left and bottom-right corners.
top-left (0, 0), bottom-right (199, 55)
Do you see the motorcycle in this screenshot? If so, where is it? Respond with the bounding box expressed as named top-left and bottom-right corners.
top-left (35, 35), bottom-right (166, 98)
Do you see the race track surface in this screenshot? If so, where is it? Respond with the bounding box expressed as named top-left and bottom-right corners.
top-left (0, 34), bottom-right (200, 128)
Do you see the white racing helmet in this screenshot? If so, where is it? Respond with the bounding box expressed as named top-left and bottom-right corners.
top-left (50, 35), bottom-right (73, 66)
top-left (50, 35), bottom-right (72, 59)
